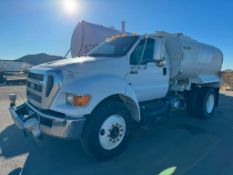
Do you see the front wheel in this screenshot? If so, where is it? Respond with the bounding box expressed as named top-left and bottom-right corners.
top-left (80, 101), bottom-right (132, 160)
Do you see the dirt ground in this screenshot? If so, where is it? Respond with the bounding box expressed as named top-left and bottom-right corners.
top-left (1, 85), bottom-right (233, 175)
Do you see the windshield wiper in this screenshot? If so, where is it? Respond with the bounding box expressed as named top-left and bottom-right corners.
top-left (88, 53), bottom-right (106, 57)
top-left (89, 53), bottom-right (124, 57)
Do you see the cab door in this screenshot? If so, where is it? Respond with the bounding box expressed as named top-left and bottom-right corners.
top-left (125, 37), bottom-right (169, 102)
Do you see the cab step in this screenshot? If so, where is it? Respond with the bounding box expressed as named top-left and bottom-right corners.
top-left (140, 99), bottom-right (171, 127)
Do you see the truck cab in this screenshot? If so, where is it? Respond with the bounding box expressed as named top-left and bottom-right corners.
top-left (87, 35), bottom-right (169, 101)
top-left (9, 33), bottom-right (222, 160)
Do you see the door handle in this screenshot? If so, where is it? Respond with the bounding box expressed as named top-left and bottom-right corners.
top-left (130, 70), bottom-right (138, 74)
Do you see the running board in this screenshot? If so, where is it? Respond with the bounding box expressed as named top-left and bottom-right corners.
top-left (139, 99), bottom-right (171, 127)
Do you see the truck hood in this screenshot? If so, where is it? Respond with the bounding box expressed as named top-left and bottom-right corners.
top-left (39, 56), bottom-right (101, 69)
top-left (33, 56), bottom-right (129, 79)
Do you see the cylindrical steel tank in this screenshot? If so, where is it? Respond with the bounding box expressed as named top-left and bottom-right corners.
top-left (71, 21), bottom-right (124, 57)
top-left (157, 32), bottom-right (223, 79)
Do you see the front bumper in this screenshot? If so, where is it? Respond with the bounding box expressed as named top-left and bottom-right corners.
top-left (9, 102), bottom-right (86, 140)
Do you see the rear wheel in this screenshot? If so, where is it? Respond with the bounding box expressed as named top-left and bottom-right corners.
top-left (81, 101), bottom-right (132, 160)
top-left (186, 87), bottom-right (216, 119)
top-left (201, 88), bottom-right (216, 118)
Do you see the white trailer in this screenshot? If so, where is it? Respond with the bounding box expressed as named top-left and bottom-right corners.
top-left (9, 32), bottom-right (223, 160)
top-left (0, 60), bottom-right (30, 83)
top-left (0, 60), bottom-right (30, 72)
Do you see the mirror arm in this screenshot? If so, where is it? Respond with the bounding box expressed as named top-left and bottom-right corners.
top-left (141, 60), bottom-right (156, 65)
top-left (155, 57), bottom-right (166, 67)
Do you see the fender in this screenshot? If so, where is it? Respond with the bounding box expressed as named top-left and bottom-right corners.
top-left (50, 74), bottom-right (141, 121)
top-left (191, 74), bottom-right (221, 88)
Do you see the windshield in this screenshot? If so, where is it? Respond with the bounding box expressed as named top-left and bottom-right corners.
top-left (88, 36), bottom-right (139, 57)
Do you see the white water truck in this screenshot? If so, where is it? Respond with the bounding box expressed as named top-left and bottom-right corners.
top-left (9, 31), bottom-right (223, 160)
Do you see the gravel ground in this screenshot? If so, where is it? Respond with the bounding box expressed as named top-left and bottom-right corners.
top-left (0, 85), bottom-right (26, 175)
top-left (0, 85), bottom-right (233, 175)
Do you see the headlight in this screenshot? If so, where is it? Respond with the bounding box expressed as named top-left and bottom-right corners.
top-left (66, 93), bottom-right (91, 106)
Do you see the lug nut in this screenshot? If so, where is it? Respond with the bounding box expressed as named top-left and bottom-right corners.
top-left (99, 129), bottom-right (105, 136)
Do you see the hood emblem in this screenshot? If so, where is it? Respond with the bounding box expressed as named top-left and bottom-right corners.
top-left (31, 83), bottom-right (35, 89)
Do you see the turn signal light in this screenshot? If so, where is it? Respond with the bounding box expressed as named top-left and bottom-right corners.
top-left (66, 94), bottom-right (91, 106)
top-left (73, 95), bottom-right (91, 106)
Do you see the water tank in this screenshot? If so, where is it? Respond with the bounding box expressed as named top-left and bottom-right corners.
top-left (71, 21), bottom-right (129, 57)
top-left (156, 32), bottom-right (223, 79)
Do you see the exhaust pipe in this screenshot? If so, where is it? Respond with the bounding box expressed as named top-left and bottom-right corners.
top-left (121, 21), bottom-right (126, 33)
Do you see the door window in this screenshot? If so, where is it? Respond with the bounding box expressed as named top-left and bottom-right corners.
top-left (130, 38), bottom-right (155, 65)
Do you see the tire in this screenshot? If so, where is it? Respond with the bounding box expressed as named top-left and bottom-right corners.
top-left (186, 87), bottom-right (216, 119)
top-left (200, 88), bottom-right (216, 119)
top-left (80, 100), bottom-right (132, 160)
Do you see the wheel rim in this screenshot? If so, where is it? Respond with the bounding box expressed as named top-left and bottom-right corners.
top-left (99, 115), bottom-right (126, 150)
top-left (206, 94), bottom-right (215, 113)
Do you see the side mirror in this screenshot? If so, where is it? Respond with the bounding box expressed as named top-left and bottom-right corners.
top-left (141, 57), bottom-right (166, 67)
top-left (154, 38), bottom-right (166, 67)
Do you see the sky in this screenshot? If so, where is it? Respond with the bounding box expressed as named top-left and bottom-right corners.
top-left (0, 0), bottom-right (232, 69)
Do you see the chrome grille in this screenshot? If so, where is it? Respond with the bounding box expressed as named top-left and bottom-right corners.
top-left (26, 69), bottom-right (62, 109)
top-left (27, 71), bottom-right (44, 105)
top-left (28, 72), bottom-right (44, 81)
top-left (27, 81), bottom-right (42, 92)
top-left (27, 90), bottom-right (42, 103)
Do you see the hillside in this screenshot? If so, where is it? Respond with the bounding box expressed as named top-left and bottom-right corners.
top-left (16, 53), bottom-right (64, 65)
